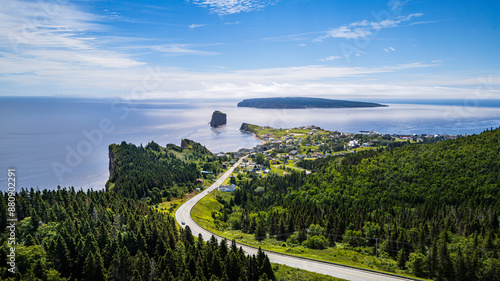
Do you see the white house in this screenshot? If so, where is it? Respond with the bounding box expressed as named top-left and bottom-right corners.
top-left (348, 140), bottom-right (359, 148)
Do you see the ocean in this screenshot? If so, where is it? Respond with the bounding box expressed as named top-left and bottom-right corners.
top-left (1, 97), bottom-right (499, 191)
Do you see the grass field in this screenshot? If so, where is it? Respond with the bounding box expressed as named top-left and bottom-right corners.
top-left (274, 264), bottom-right (346, 281)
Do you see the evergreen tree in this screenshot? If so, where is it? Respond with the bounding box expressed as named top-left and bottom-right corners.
top-left (436, 232), bottom-right (452, 280)
top-left (255, 220), bottom-right (266, 241)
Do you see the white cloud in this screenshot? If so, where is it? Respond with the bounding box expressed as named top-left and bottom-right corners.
top-left (189, 0), bottom-right (279, 16)
top-left (0, 0), bottom-right (144, 71)
top-left (387, 0), bottom-right (409, 12)
top-left (315, 13), bottom-right (423, 41)
top-left (189, 24), bottom-right (206, 29)
top-left (152, 44), bottom-right (218, 56)
top-left (384, 47), bottom-right (396, 52)
top-left (409, 18), bottom-right (455, 26)
top-left (320, 56), bottom-right (341, 62)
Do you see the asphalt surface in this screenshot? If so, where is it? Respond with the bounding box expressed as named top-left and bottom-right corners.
top-left (175, 156), bottom-right (414, 281)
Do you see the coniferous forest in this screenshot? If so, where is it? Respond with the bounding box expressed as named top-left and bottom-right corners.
top-left (0, 140), bottom-right (276, 281)
top-left (1, 128), bottom-right (499, 280)
top-left (215, 128), bottom-right (500, 280)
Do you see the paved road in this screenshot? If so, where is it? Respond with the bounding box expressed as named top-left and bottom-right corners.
top-left (175, 156), bottom-right (414, 281)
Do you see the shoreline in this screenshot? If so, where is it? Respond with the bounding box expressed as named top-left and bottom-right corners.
top-left (241, 129), bottom-right (267, 145)
top-left (252, 132), bottom-right (267, 145)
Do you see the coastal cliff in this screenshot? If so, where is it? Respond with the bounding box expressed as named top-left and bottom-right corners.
top-left (108, 145), bottom-right (116, 180)
top-left (210, 110), bottom-right (227, 127)
top-left (240, 122), bottom-right (253, 133)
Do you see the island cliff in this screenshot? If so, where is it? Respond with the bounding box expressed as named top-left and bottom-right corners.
top-left (210, 110), bottom-right (227, 127)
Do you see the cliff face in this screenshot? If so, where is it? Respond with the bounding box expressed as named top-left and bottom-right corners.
top-left (108, 145), bottom-right (116, 180)
top-left (210, 111), bottom-right (227, 128)
top-left (240, 123), bottom-right (252, 132)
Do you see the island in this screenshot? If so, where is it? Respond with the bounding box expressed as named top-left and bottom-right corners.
top-left (210, 110), bottom-right (227, 127)
top-left (237, 97), bottom-right (387, 109)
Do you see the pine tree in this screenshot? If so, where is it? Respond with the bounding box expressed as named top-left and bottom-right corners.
top-left (397, 248), bottom-right (406, 269)
top-left (436, 232), bottom-right (452, 280)
top-left (454, 248), bottom-right (467, 281)
top-left (82, 251), bottom-right (105, 281)
top-left (54, 235), bottom-right (72, 278)
top-left (260, 256), bottom-right (276, 281)
top-left (255, 220), bottom-right (266, 241)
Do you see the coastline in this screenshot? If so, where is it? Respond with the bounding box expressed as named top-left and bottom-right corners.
top-left (252, 132), bottom-right (267, 145)
top-left (241, 128), bottom-right (267, 145)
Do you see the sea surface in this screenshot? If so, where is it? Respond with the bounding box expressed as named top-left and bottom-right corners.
top-left (1, 97), bottom-right (499, 191)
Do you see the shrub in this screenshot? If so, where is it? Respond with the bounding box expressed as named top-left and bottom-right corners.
top-left (302, 235), bottom-right (328, 250)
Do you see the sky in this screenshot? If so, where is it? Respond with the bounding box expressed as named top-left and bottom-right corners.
top-left (0, 0), bottom-right (499, 101)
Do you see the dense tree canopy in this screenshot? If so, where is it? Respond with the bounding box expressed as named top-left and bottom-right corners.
top-left (217, 128), bottom-right (500, 280)
top-left (0, 140), bottom-right (275, 281)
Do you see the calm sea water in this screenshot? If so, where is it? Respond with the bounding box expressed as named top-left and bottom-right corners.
top-left (1, 97), bottom-right (499, 191)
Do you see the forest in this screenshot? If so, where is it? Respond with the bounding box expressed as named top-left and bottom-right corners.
top-left (212, 128), bottom-right (500, 280)
top-left (107, 140), bottom-right (223, 204)
top-left (237, 97), bottom-right (386, 109)
top-left (0, 140), bottom-right (276, 280)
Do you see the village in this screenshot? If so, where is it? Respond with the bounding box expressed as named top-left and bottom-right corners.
top-left (212, 124), bottom-right (458, 191)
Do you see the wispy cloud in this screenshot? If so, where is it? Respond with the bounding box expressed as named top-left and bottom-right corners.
top-left (189, 24), bottom-right (207, 29)
top-left (384, 46), bottom-right (396, 52)
top-left (189, 0), bottom-right (279, 16)
top-left (410, 18), bottom-right (455, 26)
top-left (315, 13), bottom-right (423, 41)
top-left (152, 44), bottom-right (218, 56)
top-left (320, 56), bottom-right (341, 62)
top-left (0, 0), bottom-right (144, 70)
top-left (387, 0), bottom-right (409, 12)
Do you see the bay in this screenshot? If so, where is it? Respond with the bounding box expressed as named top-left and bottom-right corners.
top-left (1, 97), bottom-right (499, 191)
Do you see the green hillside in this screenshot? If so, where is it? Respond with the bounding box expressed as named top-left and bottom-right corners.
top-left (211, 128), bottom-right (500, 280)
top-left (107, 140), bottom-right (217, 204)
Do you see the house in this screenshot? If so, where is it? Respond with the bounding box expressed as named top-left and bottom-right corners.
top-left (289, 150), bottom-right (298, 156)
top-left (219, 184), bottom-right (236, 192)
top-left (348, 140), bottom-right (359, 148)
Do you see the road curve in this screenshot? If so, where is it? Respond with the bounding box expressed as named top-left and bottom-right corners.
top-left (175, 156), bottom-right (414, 281)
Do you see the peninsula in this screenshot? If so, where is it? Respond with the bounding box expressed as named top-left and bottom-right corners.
top-left (237, 97), bottom-right (387, 109)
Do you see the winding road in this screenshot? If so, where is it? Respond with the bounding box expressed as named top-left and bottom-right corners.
top-left (175, 156), bottom-right (415, 281)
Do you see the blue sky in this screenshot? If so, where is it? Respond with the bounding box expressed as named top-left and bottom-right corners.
top-left (0, 0), bottom-right (499, 101)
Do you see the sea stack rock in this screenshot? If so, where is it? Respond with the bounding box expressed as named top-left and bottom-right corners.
top-left (210, 110), bottom-right (227, 128)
